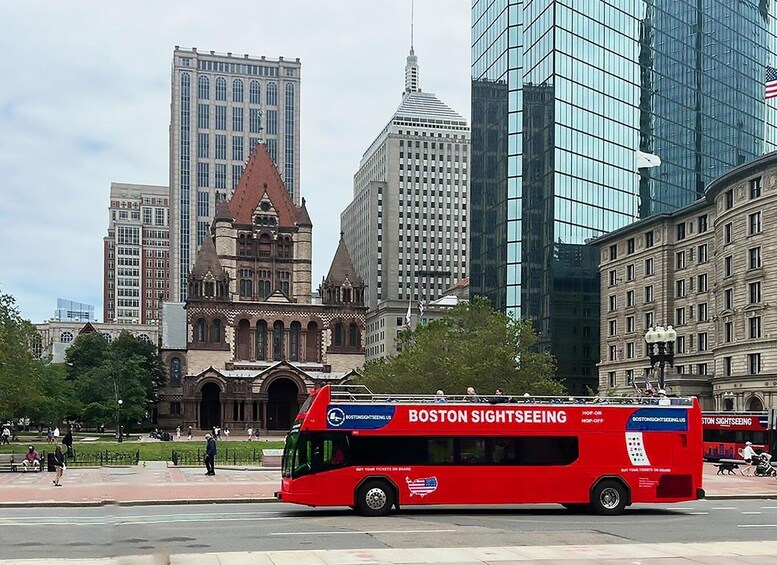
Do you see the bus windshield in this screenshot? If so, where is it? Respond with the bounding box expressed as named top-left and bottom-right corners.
top-left (281, 431), bottom-right (298, 478)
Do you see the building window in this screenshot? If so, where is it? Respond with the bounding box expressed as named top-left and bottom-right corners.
top-left (697, 273), bottom-right (708, 293)
top-left (212, 319), bottom-right (222, 342)
top-left (626, 264), bottom-right (635, 281)
top-left (198, 76), bottom-right (209, 99)
top-left (698, 244), bottom-right (708, 263)
top-left (626, 369), bottom-right (634, 386)
top-left (725, 189), bottom-right (734, 209)
top-left (60, 331), bottom-right (74, 344)
top-left (724, 321), bottom-right (733, 343)
top-left (645, 257), bottom-right (654, 276)
top-left (697, 215), bottom-right (708, 233)
top-left (645, 230), bottom-right (654, 248)
top-left (644, 311), bottom-right (654, 329)
top-left (677, 223), bottom-right (686, 241)
top-left (724, 222), bottom-right (733, 244)
top-left (250, 80), bottom-right (261, 104)
top-left (608, 345), bottom-right (617, 361)
top-left (608, 320), bottom-right (617, 336)
top-left (626, 342), bottom-right (635, 359)
top-left (675, 307), bottom-right (685, 326)
top-left (676, 279), bottom-right (686, 298)
top-left (608, 371), bottom-right (616, 388)
top-left (724, 356), bottom-right (732, 376)
top-left (215, 77), bottom-right (226, 101)
top-left (233, 78), bottom-right (244, 102)
top-left (697, 302), bottom-right (708, 322)
top-left (725, 288), bottom-right (734, 310)
top-left (698, 332), bottom-right (708, 351)
top-left (170, 357), bottom-right (182, 386)
top-left (724, 256), bottom-right (733, 277)
top-left (676, 251), bottom-right (686, 270)
top-left (626, 290), bottom-right (635, 307)
top-left (608, 269), bottom-right (617, 286)
top-left (749, 212), bottom-right (762, 235)
top-left (196, 318), bottom-right (206, 341)
top-left (749, 247), bottom-right (762, 270)
top-left (608, 295), bottom-right (617, 312)
top-left (644, 285), bottom-right (654, 303)
top-left (749, 353), bottom-right (761, 375)
top-left (609, 244), bottom-right (617, 260)
top-left (626, 316), bottom-right (635, 333)
top-left (749, 316), bottom-right (762, 339)
top-left (750, 177), bottom-right (762, 199)
top-left (749, 281), bottom-right (762, 304)
top-left (627, 238), bottom-right (635, 254)
top-left (675, 335), bottom-right (685, 354)
top-left (697, 363), bottom-right (708, 375)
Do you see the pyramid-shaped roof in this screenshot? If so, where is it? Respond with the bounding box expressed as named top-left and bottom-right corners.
top-left (228, 144), bottom-right (302, 227)
top-left (191, 234), bottom-right (225, 278)
top-left (392, 91), bottom-right (466, 125)
top-left (325, 233), bottom-right (361, 286)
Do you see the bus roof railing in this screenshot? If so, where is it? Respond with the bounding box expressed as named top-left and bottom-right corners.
top-left (327, 388), bottom-right (694, 407)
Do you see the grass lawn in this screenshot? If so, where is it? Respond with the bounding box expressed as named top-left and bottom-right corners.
top-left (0, 439), bottom-right (284, 462)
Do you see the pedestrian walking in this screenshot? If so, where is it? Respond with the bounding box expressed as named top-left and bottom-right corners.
top-left (53, 426), bottom-right (60, 440)
top-left (187, 425), bottom-right (193, 440)
top-left (742, 441), bottom-right (757, 476)
top-left (52, 445), bottom-right (65, 486)
top-left (62, 429), bottom-right (74, 459)
top-left (204, 433), bottom-right (217, 476)
top-left (176, 426), bottom-right (181, 440)
top-left (224, 426), bottom-right (230, 439)
top-left (1, 426), bottom-right (10, 445)
top-left (247, 426), bottom-right (253, 441)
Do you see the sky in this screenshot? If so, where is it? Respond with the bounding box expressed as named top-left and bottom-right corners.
top-left (0, 0), bottom-right (470, 324)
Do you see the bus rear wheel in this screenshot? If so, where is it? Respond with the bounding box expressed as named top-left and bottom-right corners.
top-left (356, 479), bottom-right (395, 516)
top-left (591, 480), bottom-right (627, 515)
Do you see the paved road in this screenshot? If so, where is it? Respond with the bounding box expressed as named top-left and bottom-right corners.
top-left (2, 499), bottom-right (777, 559)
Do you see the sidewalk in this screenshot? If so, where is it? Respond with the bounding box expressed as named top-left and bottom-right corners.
top-left (0, 462), bottom-right (774, 507)
top-left (3, 541), bottom-right (777, 565)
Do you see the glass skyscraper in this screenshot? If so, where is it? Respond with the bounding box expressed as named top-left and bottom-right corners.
top-left (470, 0), bottom-right (776, 393)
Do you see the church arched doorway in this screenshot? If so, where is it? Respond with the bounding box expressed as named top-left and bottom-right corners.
top-left (266, 378), bottom-right (300, 431)
top-left (200, 382), bottom-right (221, 430)
top-left (747, 397), bottom-right (764, 412)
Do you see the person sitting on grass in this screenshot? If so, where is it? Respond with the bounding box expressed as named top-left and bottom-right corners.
top-left (22, 446), bottom-right (40, 472)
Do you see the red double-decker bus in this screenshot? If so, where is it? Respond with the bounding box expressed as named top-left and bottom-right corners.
top-left (277, 386), bottom-right (704, 516)
top-left (701, 412), bottom-right (773, 461)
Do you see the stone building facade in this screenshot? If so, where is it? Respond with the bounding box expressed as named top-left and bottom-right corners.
top-left (158, 144), bottom-right (366, 432)
top-left (593, 153), bottom-right (777, 411)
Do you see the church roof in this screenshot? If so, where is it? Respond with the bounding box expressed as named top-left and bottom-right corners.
top-left (228, 144), bottom-right (303, 227)
top-left (392, 91), bottom-right (466, 125)
top-left (297, 197), bottom-right (312, 227)
top-left (325, 233), bottom-right (361, 286)
top-left (214, 199), bottom-right (233, 223)
top-left (190, 234), bottom-right (225, 278)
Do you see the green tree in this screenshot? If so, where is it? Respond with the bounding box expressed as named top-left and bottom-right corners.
top-left (359, 296), bottom-right (564, 397)
top-left (67, 331), bottom-right (165, 429)
top-left (0, 289), bottom-right (41, 419)
top-left (28, 362), bottom-right (80, 425)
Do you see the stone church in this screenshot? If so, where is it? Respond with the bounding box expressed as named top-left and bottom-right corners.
top-left (158, 144), bottom-right (366, 432)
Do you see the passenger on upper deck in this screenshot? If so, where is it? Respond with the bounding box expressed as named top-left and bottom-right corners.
top-left (435, 390), bottom-right (447, 403)
top-left (465, 387), bottom-right (480, 403)
top-left (490, 388), bottom-right (509, 404)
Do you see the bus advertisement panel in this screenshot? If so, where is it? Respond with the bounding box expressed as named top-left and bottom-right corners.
top-left (701, 412), bottom-right (772, 461)
top-left (277, 386), bottom-right (704, 516)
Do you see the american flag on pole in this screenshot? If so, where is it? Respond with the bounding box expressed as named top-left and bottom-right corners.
top-left (767, 65), bottom-right (777, 99)
top-left (406, 476), bottom-right (438, 497)
top-left (418, 300), bottom-right (426, 317)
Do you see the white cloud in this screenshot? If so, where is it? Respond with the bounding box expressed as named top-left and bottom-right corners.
top-left (0, 0), bottom-right (470, 322)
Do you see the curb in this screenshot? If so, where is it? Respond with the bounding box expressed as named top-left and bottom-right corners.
top-left (0, 497), bottom-right (279, 508)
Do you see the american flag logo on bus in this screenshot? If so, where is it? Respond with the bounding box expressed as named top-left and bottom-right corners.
top-left (406, 476), bottom-right (438, 497)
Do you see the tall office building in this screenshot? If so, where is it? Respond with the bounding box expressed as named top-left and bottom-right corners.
top-left (169, 47), bottom-right (301, 301)
top-left (103, 183), bottom-right (170, 324)
top-left (470, 1), bottom-right (776, 394)
top-left (341, 48), bottom-right (470, 358)
top-left (54, 299), bottom-right (94, 323)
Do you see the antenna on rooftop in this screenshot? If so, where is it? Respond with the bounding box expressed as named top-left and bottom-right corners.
top-left (411, 0), bottom-right (414, 51)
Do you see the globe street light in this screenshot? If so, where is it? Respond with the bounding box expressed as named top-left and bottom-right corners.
top-left (644, 325), bottom-right (677, 391)
top-left (117, 399), bottom-right (123, 443)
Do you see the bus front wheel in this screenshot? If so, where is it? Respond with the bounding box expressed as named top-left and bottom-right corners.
top-left (591, 480), bottom-right (627, 515)
top-left (356, 479), bottom-right (395, 516)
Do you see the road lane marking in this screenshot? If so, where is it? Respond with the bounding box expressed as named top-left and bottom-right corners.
top-left (741, 511), bottom-right (762, 515)
top-left (738, 524), bottom-right (777, 528)
top-left (0, 516), bottom-right (289, 527)
top-left (711, 507), bottom-right (737, 510)
top-left (270, 529), bottom-right (456, 536)
top-left (687, 512), bottom-right (708, 515)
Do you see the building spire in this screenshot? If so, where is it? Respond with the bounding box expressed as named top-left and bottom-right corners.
top-left (404, 0), bottom-right (420, 95)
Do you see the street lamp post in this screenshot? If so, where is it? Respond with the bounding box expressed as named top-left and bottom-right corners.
top-left (117, 399), bottom-right (123, 443)
top-left (644, 325), bottom-right (677, 390)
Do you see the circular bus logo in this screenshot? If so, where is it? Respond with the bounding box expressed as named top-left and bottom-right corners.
top-left (327, 408), bottom-right (346, 427)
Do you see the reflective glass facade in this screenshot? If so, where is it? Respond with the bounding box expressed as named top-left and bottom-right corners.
top-left (471, 0), bottom-right (776, 393)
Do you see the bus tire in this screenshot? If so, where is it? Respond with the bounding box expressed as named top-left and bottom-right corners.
top-left (355, 479), bottom-right (395, 516)
top-left (591, 480), bottom-right (627, 515)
